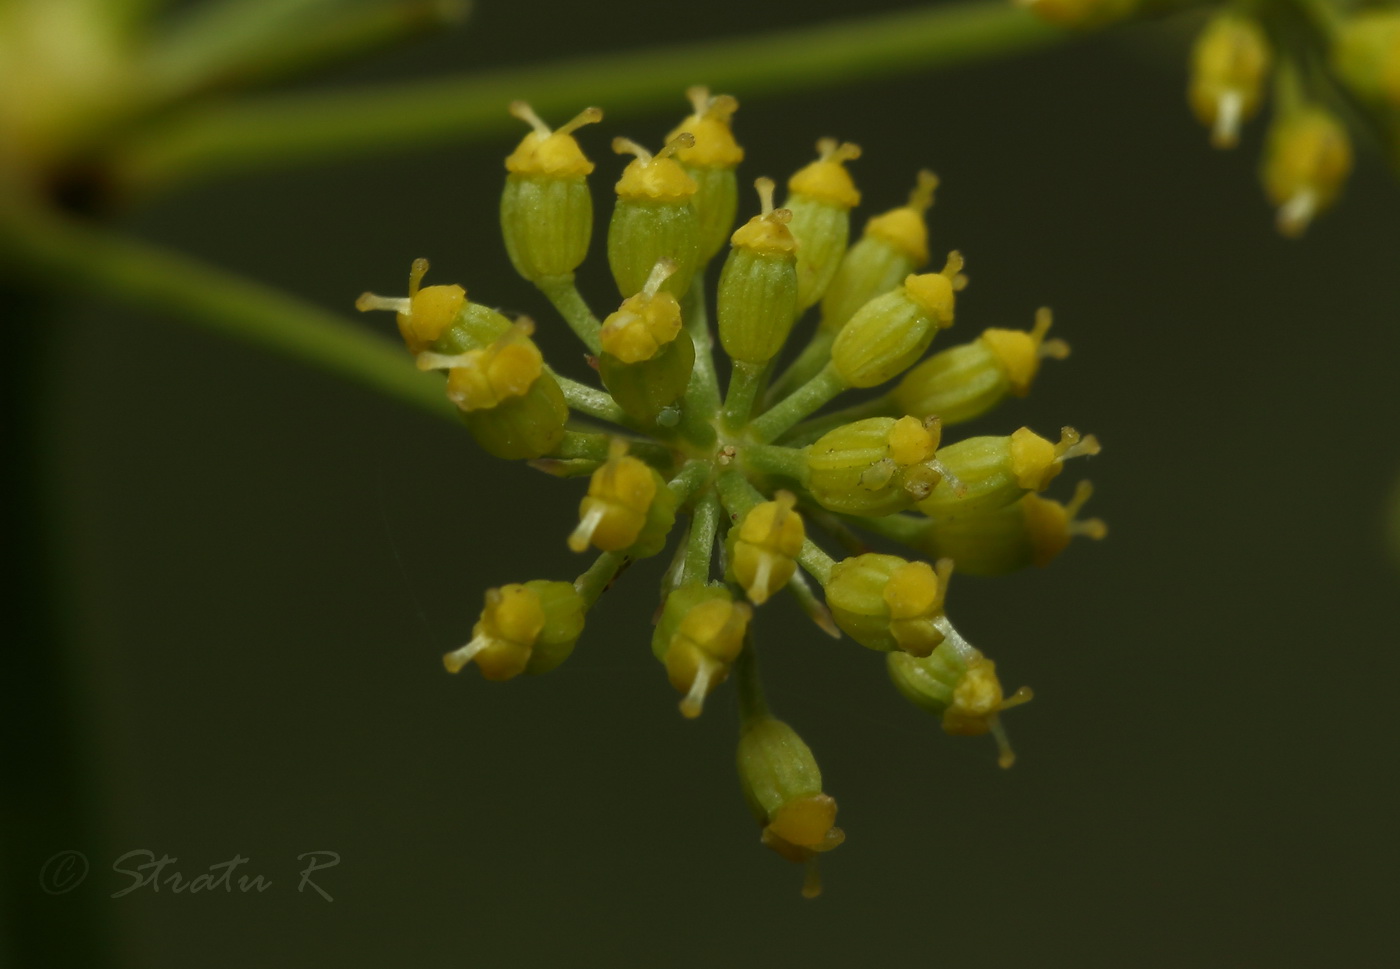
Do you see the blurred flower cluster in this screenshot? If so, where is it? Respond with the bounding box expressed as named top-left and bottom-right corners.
top-left (1022, 0), bottom-right (1400, 236)
top-left (360, 89), bottom-right (1104, 896)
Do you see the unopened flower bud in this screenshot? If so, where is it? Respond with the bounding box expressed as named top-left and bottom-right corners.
top-left (821, 170), bottom-right (938, 333)
top-left (1333, 12), bottom-right (1400, 109)
top-left (830, 254), bottom-right (964, 388)
top-left (1188, 14), bottom-right (1271, 149)
top-left (501, 102), bottom-right (602, 283)
top-left (912, 479), bottom-right (1106, 575)
top-left (825, 554), bottom-right (954, 656)
top-left (887, 619), bottom-right (1033, 767)
top-left (784, 139), bottom-right (862, 310)
top-left (608, 134), bottom-right (700, 298)
top-left (416, 319), bottom-right (568, 459)
top-left (736, 715), bottom-right (844, 898)
top-left (891, 308), bottom-right (1069, 425)
top-left (443, 579), bottom-right (586, 680)
top-left (569, 440), bottom-right (677, 558)
top-left (917, 426), bottom-right (1099, 519)
top-left (717, 177), bottom-right (800, 364)
top-left (652, 583), bottom-right (752, 718)
top-left (1262, 105), bottom-right (1353, 237)
top-left (597, 260), bottom-right (695, 421)
top-left (725, 491), bottom-right (805, 605)
top-left (806, 416), bottom-right (953, 516)
top-left (667, 87), bottom-right (745, 262)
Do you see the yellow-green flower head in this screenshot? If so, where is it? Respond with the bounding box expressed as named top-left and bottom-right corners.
top-left (1262, 107), bottom-right (1354, 238)
top-left (653, 583), bottom-right (752, 718)
top-left (504, 101), bottom-right (602, 177)
top-left (736, 715), bottom-right (845, 898)
top-left (863, 169), bottom-right (938, 266)
top-left (613, 134), bottom-right (699, 202)
top-left (887, 632), bottom-right (1033, 768)
top-left (355, 258), bottom-right (466, 355)
top-left (598, 259), bottom-right (683, 364)
top-left (718, 177), bottom-right (801, 365)
top-left (806, 415), bottom-right (953, 516)
top-left (788, 138), bottom-right (862, 209)
top-left (918, 425), bottom-right (1100, 518)
top-left (1333, 11), bottom-right (1400, 109)
top-left (726, 490), bottom-right (805, 605)
top-left (830, 252), bottom-right (965, 388)
top-left (825, 554), bottom-right (954, 656)
top-left (414, 318), bottom-right (544, 412)
top-left (892, 307), bottom-right (1070, 425)
top-left (443, 579), bottom-right (586, 681)
top-left (913, 479), bottom-right (1106, 576)
top-left (729, 177), bottom-right (797, 255)
top-left (1188, 14), bottom-right (1272, 150)
top-left (569, 439), bottom-right (675, 557)
top-left (666, 86), bottom-right (744, 169)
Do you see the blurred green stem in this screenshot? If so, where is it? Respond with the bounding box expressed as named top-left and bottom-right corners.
top-left (119, 2), bottom-right (1066, 191)
top-left (0, 204), bottom-right (455, 423)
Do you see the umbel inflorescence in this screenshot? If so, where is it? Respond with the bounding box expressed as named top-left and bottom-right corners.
top-left (359, 89), bottom-right (1104, 897)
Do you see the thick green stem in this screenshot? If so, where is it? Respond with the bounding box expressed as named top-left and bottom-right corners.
top-left (0, 205), bottom-right (455, 422)
top-left (678, 279), bottom-right (720, 449)
top-left (797, 538), bottom-right (836, 586)
top-left (682, 489), bottom-right (722, 586)
top-left (554, 372), bottom-right (627, 425)
top-left (537, 275), bottom-right (602, 354)
top-left (574, 550), bottom-right (627, 608)
top-left (723, 359), bottom-right (769, 432)
top-left (739, 443), bottom-right (810, 484)
top-left (668, 460), bottom-right (713, 505)
top-left (119, 3), bottom-right (1066, 190)
top-left (747, 363), bottom-right (847, 444)
top-left (779, 393), bottom-right (895, 447)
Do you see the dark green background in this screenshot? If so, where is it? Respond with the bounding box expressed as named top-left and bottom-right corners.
top-left (33, 1), bottom-right (1400, 965)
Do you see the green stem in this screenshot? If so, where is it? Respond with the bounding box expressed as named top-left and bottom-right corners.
top-left (550, 429), bottom-right (671, 468)
top-left (574, 550), bottom-right (627, 608)
top-left (722, 359), bottom-right (768, 431)
top-left (767, 328), bottom-right (834, 407)
top-left (537, 275), bottom-right (602, 354)
top-left (734, 635), bottom-right (770, 725)
top-left (678, 278), bottom-right (720, 449)
top-left (747, 363), bottom-right (846, 444)
top-left (739, 443), bottom-right (810, 484)
top-left (668, 460), bottom-right (713, 505)
top-left (0, 205), bottom-right (455, 422)
top-left (119, 2), bottom-right (1067, 190)
top-left (554, 372), bottom-right (627, 425)
top-left (714, 468), bottom-right (764, 520)
top-left (785, 568), bottom-right (840, 639)
top-left (797, 538), bottom-right (836, 586)
top-left (682, 489), bottom-right (722, 586)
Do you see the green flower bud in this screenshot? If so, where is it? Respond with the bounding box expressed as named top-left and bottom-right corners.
top-left (597, 260), bottom-right (695, 422)
top-left (887, 626), bottom-right (1033, 768)
top-left (1262, 104), bottom-right (1353, 238)
top-left (891, 308), bottom-right (1069, 426)
top-left (1188, 14), bottom-right (1272, 149)
top-left (1333, 11), bottom-right (1400, 109)
top-left (784, 139), bottom-right (862, 310)
top-left (717, 177), bottom-right (800, 365)
top-left (910, 480), bottom-right (1106, 576)
top-left (568, 440), bottom-right (677, 559)
top-left (916, 426), bottom-right (1099, 520)
top-left (415, 319), bottom-right (568, 460)
top-left (724, 491), bottom-right (805, 605)
top-left (805, 415), bottom-right (950, 516)
top-left (825, 554), bottom-right (953, 656)
top-left (666, 87), bottom-right (745, 263)
top-left (736, 715), bottom-right (845, 897)
top-left (820, 170), bottom-right (937, 333)
top-left (829, 254), bottom-right (963, 388)
top-left (652, 583), bottom-right (752, 718)
top-left (608, 135), bottom-right (701, 299)
top-left (443, 579), bottom-right (586, 680)
top-left (500, 102), bottom-right (602, 283)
